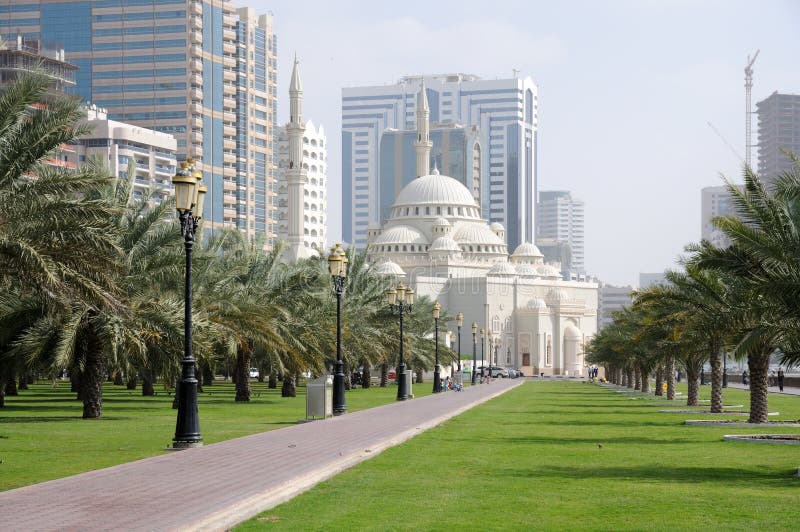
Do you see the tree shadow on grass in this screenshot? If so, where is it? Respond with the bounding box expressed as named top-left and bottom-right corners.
top-left (495, 464), bottom-right (789, 485)
top-left (0, 416), bottom-right (132, 423)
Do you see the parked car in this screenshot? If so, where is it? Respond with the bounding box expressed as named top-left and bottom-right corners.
top-left (505, 368), bottom-right (519, 378)
top-left (477, 366), bottom-right (508, 378)
top-left (249, 368), bottom-right (259, 379)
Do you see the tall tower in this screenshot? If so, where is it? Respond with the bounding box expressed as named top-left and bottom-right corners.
top-left (414, 81), bottom-right (432, 177)
top-left (283, 56), bottom-right (313, 262)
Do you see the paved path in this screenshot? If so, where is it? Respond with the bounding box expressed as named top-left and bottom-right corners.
top-left (726, 381), bottom-right (800, 396)
top-left (0, 379), bottom-right (523, 531)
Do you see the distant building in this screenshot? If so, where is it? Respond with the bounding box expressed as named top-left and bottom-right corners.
top-left (537, 190), bottom-right (585, 274)
top-left (342, 73), bottom-right (538, 251)
top-left (757, 92), bottom-right (800, 185)
top-left (277, 119), bottom-right (328, 254)
top-left (0, 35), bottom-right (75, 91)
top-left (378, 123), bottom-right (482, 224)
top-left (701, 185), bottom-right (741, 248)
top-left (535, 237), bottom-right (572, 279)
top-left (598, 284), bottom-right (633, 329)
top-left (639, 272), bottom-right (666, 289)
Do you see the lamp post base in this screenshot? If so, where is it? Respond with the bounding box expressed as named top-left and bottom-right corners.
top-left (333, 360), bottom-right (347, 415)
top-left (396, 363), bottom-right (408, 401)
top-left (433, 364), bottom-right (442, 393)
top-left (169, 441), bottom-right (203, 450)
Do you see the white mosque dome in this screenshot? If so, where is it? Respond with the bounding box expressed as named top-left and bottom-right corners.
top-left (453, 224), bottom-right (507, 247)
top-left (372, 225), bottom-right (429, 246)
top-left (490, 222), bottom-right (505, 232)
top-left (488, 262), bottom-right (517, 276)
top-left (372, 261), bottom-right (406, 277)
top-left (430, 236), bottom-right (461, 252)
top-left (515, 264), bottom-right (539, 277)
top-left (512, 242), bottom-right (544, 259)
top-left (526, 298), bottom-right (548, 310)
top-left (432, 217), bottom-right (451, 228)
top-left (564, 323), bottom-right (583, 339)
top-left (393, 173), bottom-right (477, 208)
top-left (546, 288), bottom-right (571, 303)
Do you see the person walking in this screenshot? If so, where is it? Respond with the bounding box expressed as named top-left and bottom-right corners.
top-left (777, 368), bottom-right (784, 392)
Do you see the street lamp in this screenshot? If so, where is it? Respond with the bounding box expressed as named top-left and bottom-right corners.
top-left (432, 301), bottom-right (441, 393)
top-left (481, 328), bottom-right (486, 382)
top-left (456, 312), bottom-right (463, 379)
top-left (328, 244), bottom-right (349, 415)
top-left (388, 281), bottom-right (414, 401)
top-left (494, 337), bottom-right (500, 367)
top-left (172, 159), bottom-right (206, 449)
top-left (471, 322), bottom-right (478, 385)
top-left (723, 352), bottom-right (728, 388)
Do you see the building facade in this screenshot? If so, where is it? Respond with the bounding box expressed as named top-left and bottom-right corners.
top-left (757, 91), bottom-right (800, 185)
top-left (598, 284), bottom-right (633, 330)
top-left (277, 119), bottom-right (327, 253)
top-left (0, 34), bottom-right (75, 90)
top-left (701, 185), bottom-right (739, 249)
top-left (343, 73), bottom-right (538, 252)
top-left (536, 190), bottom-right (585, 274)
top-left (638, 272), bottom-right (666, 289)
top-left (0, 0), bottom-right (278, 244)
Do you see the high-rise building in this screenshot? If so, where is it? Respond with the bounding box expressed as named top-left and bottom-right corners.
top-left (536, 190), bottom-right (585, 274)
top-left (0, 1), bottom-right (278, 244)
top-left (378, 123), bottom-right (481, 224)
top-left (0, 34), bottom-right (75, 90)
top-left (598, 284), bottom-right (632, 330)
top-left (534, 237), bottom-right (572, 279)
top-left (277, 119), bottom-right (327, 253)
top-left (757, 91), bottom-right (800, 185)
top-left (342, 73), bottom-right (538, 251)
top-left (701, 185), bottom-right (739, 248)
top-left (638, 272), bottom-right (666, 289)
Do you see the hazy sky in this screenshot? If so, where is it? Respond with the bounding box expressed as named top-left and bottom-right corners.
top-left (243, 0), bottom-right (800, 286)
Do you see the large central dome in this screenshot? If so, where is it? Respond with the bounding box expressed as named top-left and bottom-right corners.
top-left (393, 171), bottom-right (476, 208)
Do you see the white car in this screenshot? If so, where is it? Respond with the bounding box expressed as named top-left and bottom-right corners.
top-left (249, 368), bottom-right (259, 379)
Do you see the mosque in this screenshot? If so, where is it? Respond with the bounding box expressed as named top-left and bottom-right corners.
top-left (365, 82), bottom-right (598, 377)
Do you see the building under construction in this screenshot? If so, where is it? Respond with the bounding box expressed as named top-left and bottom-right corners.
top-left (757, 91), bottom-right (800, 185)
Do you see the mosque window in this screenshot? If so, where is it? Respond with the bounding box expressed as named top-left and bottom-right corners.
top-left (415, 207), bottom-right (419, 215)
top-left (304, 215), bottom-right (309, 222)
top-left (546, 337), bottom-right (552, 366)
top-left (477, 246), bottom-right (482, 252)
top-left (304, 229), bottom-right (309, 235)
top-left (403, 245), bottom-right (407, 252)
top-left (457, 207), bottom-right (462, 216)
top-left (395, 245), bottom-right (399, 251)
top-left (404, 208), bottom-right (409, 216)
top-left (436, 206), bottom-right (442, 215)
top-left (425, 207), bottom-right (430, 215)
top-left (447, 207), bottom-right (452, 215)
top-left (311, 229), bottom-right (317, 236)
top-left (469, 246), bottom-right (474, 252)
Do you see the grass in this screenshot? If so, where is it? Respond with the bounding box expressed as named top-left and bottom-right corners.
top-left (238, 381), bottom-right (800, 531)
top-left (0, 378), bottom-right (432, 492)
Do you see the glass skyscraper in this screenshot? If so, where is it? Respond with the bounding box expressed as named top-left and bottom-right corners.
top-left (342, 73), bottom-right (538, 251)
top-left (0, 0), bottom-right (277, 244)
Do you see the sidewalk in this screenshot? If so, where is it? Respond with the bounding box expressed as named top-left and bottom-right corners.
top-left (0, 379), bottom-right (523, 531)
top-left (725, 381), bottom-right (800, 396)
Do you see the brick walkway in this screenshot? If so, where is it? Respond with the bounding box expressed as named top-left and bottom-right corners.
top-left (0, 379), bottom-right (523, 531)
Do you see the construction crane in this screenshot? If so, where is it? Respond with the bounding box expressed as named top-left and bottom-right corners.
top-left (708, 121), bottom-right (744, 164)
top-left (744, 49), bottom-right (760, 169)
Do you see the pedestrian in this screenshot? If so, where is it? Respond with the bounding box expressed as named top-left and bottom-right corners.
top-left (742, 370), bottom-right (748, 386)
top-left (769, 370), bottom-right (776, 387)
top-left (777, 368), bottom-right (784, 392)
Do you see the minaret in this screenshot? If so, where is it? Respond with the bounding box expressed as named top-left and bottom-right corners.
top-left (414, 80), bottom-right (432, 177)
top-left (284, 55), bottom-right (311, 262)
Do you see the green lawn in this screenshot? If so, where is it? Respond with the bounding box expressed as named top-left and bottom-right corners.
top-left (0, 379), bottom-right (432, 492)
top-left (238, 381), bottom-right (800, 531)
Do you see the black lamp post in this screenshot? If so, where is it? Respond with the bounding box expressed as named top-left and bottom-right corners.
top-left (456, 312), bottom-right (463, 380)
top-left (172, 159), bottom-right (206, 449)
top-left (722, 352), bottom-right (728, 388)
top-left (388, 282), bottom-right (414, 401)
top-left (471, 322), bottom-right (478, 385)
top-left (328, 244), bottom-right (349, 415)
top-left (433, 301), bottom-right (441, 393)
top-left (480, 328), bottom-right (486, 382)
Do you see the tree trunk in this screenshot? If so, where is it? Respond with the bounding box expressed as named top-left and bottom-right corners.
top-left (666, 355), bottom-right (676, 400)
top-left (654, 364), bottom-right (663, 396)
top-left (81, 324), bottom-right (105, 419)
top-left (620, 369), bottom-right (627, 387)
top-left (344, 364), bottom-right (352, 391)
top-left (685, 366), bottom-right (700, 407)
top-left (5, 379), bottom-right (18, 396)
top-left (71, 369), bottom-right (81, 394)
top-left (710, 343), bottom-right (723, 413)
top-left (202, 363), bottom-right (214, 386)
top-left (172, 381), bottom-right (179, 409)
top-left (196, 365), bottom-right (203, 394)
top-left (625, 367), bottom-right (634, 389)
top-left (126, 374), bottom-right (137, 390)
top-left (268, 370), bottom-right (277, 389)
top-left (235, 345), bottom-right (252, 402)
top-left (380, 363), bottom-right (388, 387)
top-left (113, 372), bottom-right (123, 386)
top-left (634, 365), bottom-right (641, 390)
top-left (281, 372), bottom-right (296, 397)
top-left (640, 367), bottom-right (650, 393)
top-left (257, 368), bottom-right (265, 383)
top-left (362, 366), bottom-right (371, 389)
top-left (18, 375), bottom-right (28, 391)
top-left (415, 368), bottom-right (423, 384)
top-left (141, 369), bottom-right (154, 396)
top-left (747, 351), bottom-right (770, 423)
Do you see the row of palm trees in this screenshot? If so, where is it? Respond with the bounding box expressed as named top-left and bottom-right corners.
top-left (0, 71), bottom-right (452, 417)
top-left (588, 161), bottom-right (800, 423)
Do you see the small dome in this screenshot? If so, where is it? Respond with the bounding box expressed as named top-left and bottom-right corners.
top-left (430, 236), bottom-right (461, 252)
top-left (432, 217), bottom-right (451, 227)
top-left (372, 261), bottom-right (406, 277)
top-left (393, 173), bottom-right (477, 208)
top-left (526, 298), bottom-right (548, 310)
top-left (546, 288), bottom-right (571, 303)
top-left (490, 222), bottom-right (505, 232)
top-left (564, 323), bottom-right (582, 339)
top-left (515, 264), bottom-right (539, 277)
top-left (371, 225), bottom-right (429, 246)
top-left (488, 262), bottom-right (517, 276)
top-left (453, 224), bottom-right (507, 247)
top-left (512, 242), bottom-right (544, 258)
top-left (538, 264), bottom-right (561, 278)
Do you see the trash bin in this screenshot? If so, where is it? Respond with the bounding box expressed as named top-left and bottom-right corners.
top-left (306, 375), bottom-right (333, 419)
top-left (403, 370), bottom-right (414, 398)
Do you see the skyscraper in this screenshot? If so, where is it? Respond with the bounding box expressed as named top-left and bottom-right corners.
top-left (0, 1), bottom-right (277, 244)
top-left (757, 91), bottom-right (800, 185)
top-left (700, 185), bottom-right (740, 249)
top-left (342, 73), bottom-right (538, 251)
top-left (536, 190), bottom-right (585, 274)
